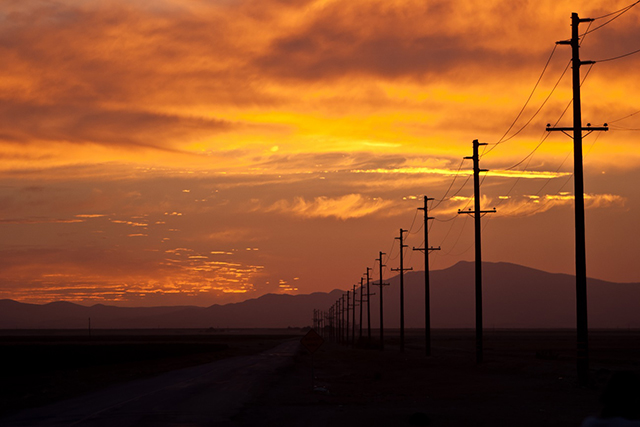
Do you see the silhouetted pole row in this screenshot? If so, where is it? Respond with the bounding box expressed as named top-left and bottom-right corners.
top-left (376, 251), bottom-right (389, 350)
top-left (546, 12), bottom-right (608, 387)
top-left (413, 195), bottom-right (441, 356)
top-left (314, 13), bottom-right (609, 367)
top-left (458, 139), bottom-right (496, 364)
top-left (391, 228), bottom-right (413, 352)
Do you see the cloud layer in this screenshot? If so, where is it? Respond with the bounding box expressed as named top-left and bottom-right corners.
top-left (0, 0), bottom-right (639, 305)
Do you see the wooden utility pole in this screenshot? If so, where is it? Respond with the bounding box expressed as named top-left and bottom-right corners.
top-left (413, 196), bottom-right (441, 356)
top-left (391, 228), bottom-right (413, 352)
top-left (352, 284), bottom-right (357, 346)
top-left (366, 267), bottom-right (373, 342)
top-left (547, 12), bottom-right (607, 387)
top-left (340, 295), bottom-right (345, 344)
top-left (359, 278), bottom-right (364, 341)
top-left (346, 291), bottom-right (350, 345)
top-left (458, 140), bottom-right (495, 363)
top-left (376, 251), bottom-right (389, 350)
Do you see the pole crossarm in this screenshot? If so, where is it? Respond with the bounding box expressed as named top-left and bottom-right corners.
top-left (547, 124), bottom-right (608, 139)
top-left (412, 246), bottom-right (441, 252)
top-left (458, 208), bottom-right (496, 215)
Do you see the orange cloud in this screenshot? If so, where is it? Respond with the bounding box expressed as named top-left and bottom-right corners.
top-left (265, 193), bottom-right (395, 219)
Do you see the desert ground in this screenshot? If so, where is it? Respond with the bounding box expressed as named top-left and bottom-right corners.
top-left (1, 329), bottom-right (638, 426)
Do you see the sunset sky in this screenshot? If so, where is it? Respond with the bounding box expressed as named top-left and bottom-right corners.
top-left (0, 0), bottom-right (639, 306)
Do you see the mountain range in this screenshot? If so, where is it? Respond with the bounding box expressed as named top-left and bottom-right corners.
top-left (1, 261), bottom-right (639, 329)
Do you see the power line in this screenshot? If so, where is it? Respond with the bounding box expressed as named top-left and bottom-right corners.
top-left (485, 46), bottom-right (558, 150)
top-left (609, 125), bottom-right (640, 130)
top-left (592, 0), bottom-right (640, 20)
top-left (407, 206), bottom-right (421, 234)
top-left (608, 109), bottom-right (640, 123)
top-left (431, 159), bottom-right (466, 210)
top-left (595, 47), bottom-right (640, 63)
top-left (582, 0), bottom-right (640, 35)
top-left (482, 57), bottom-right (572, 158)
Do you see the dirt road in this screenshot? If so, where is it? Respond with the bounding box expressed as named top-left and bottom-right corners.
top-left (0, 340), bottom-right (299, 427)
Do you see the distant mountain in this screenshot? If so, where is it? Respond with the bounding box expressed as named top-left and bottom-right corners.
top-left (1, 262), bottom-right (638, 329)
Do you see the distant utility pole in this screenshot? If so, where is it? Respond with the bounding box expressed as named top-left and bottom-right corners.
top-left (331, 303), bottom-right (338, 342)
top-left (352, 284), bottom-right (357, 346)
top-left (391, 228), bottom-right (413, 352)
top-left (376, 251), bottom-right (390, 350)
top-left (413, 196), bottom-right (441, 356)
top-left (346, 291), bottom-right (350, 346)
top-left (339, 299), bottom-right (343, 344)
top-left (340, 295), bottom-right (345, 344)
top-left (329, 306), bottom-right (333, 341)
top-left (359, 278), bottom-right (364, 341)
top-left (458, 139), bottom-right (496, 364)
top-left (366, 267), bottom-right (373, 342)
top-left (546, 12), bottom-right (608, 387)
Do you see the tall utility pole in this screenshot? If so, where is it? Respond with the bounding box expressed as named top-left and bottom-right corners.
top-left (458, 140), bottom-right (496, 364)
top-left (391, 228), bottom-right (413, 352)
top-left (366, 267), bottom-right (373, 342)
top-left (376, 251), bottom-right (389, 350)
top-left (547, 12), bottom-right (607, 387)
top-left (359, 278), bottom-right (364, 341)
top-left (413, 196), bottom-right (441, 356)
top-left (352, 284), bottom-right (357, 346)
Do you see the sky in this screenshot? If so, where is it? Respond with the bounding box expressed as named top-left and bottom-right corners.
top-left (0, 0), bottom-right (639, 307)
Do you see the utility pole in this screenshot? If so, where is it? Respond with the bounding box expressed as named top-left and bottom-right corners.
top-left (352, 284), bottom-right (357, 346)
top-left (546, 12), bottom-right (608, 387)
top-left (391, 228), bottom-right (413, 352)
top-left (340, 295), bottom-right (345, 344)
top-left (346, 291), bottom-right (350, 346)
top-left (458, 139), bottom-right (496, 363)
top-left (366, 267), bottom-right (373, 343)
top-left (376, 252), bottom-right (390, 350)
top-left (331, 303), bottom-right (338, 342)
top-left (359, 278), bottom-right (364, 341)
top-left (413, 196), bottom-right (441, 356)
top-left (335, 301), bottom-right (339, 343)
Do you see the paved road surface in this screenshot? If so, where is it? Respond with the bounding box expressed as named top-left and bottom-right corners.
top-left (0, 340), bottom-right (299, 427)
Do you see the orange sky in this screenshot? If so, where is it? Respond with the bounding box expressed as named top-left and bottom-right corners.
top-left (0, 0), bottom-right (639, 306)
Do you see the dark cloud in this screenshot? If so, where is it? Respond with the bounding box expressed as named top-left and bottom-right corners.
top-left (0, 101), bottom-right (234, 149)
top-left (252, 1), bottom-right (544, 82)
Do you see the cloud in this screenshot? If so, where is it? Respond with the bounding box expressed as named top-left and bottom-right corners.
top-left (0, 101), bottom-right (234, 150)
top-left (496, 193), bottom-right (626, 217)
top-left (264, 193), bottom-right (395, 219)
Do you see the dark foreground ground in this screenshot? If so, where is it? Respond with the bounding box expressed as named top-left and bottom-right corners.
top-left (2, 329), bottom-right (639, 426)
top-left (234, 329), bottom-right (640, 427)
top-left (0, 328), bottom-right (302, 418)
